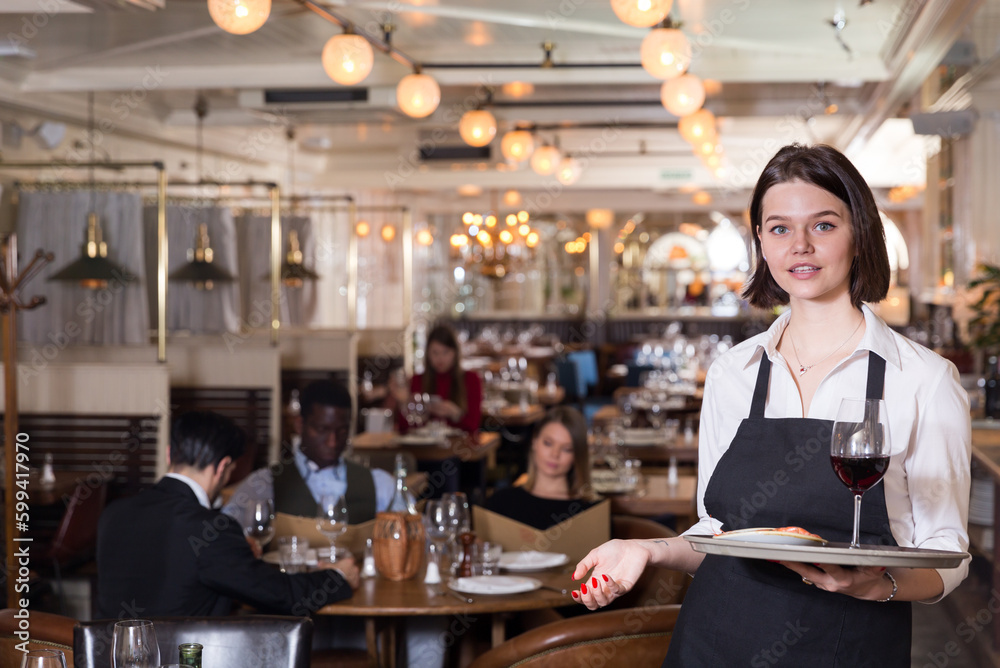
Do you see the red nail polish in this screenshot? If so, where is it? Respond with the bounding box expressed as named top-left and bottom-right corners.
top-left (592, 577), bottom-right (598, 588)
top-left (581, 584), bottom-right (588, 594)
top-left (572, 591), bottom-right (579, 599)
top-left (879, 567), bottom-right (886, 572)
top-left (602, 574), bottom-right (609, 582)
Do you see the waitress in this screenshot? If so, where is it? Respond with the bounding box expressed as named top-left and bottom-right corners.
top-left (572, 143), bottom-right (971, 666)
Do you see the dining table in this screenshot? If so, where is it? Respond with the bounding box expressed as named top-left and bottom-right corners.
top-left (317, 569), bottom-right (574, 668)
top-left (606, 473), bottom-right (698, 531)
top-left (352, 430), bottom-right (501, 464)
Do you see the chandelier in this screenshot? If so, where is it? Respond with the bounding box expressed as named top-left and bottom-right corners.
top-left (451, 210), bottom-right (540, 279)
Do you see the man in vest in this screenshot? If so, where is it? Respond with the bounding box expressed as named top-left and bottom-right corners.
top-left (223, 379), bottom-right (395, 529)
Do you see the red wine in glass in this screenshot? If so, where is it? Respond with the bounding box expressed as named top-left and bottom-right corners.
top-left (831, 398), bottom-right (890, 548)
top-left (831, 455), bottom-right (889, 494)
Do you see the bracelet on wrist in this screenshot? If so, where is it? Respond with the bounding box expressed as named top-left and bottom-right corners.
top-left (875, 571), bottom-right (897, 603)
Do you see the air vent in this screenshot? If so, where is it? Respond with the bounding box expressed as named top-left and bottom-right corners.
top-left (263, 88), bottom-right (368, 105)
top-left (419, 144), bottom-right (492, 161)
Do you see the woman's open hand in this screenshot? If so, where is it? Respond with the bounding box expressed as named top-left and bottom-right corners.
top-left (571, 539), bottom-right (651, 610)
top-left (779, 561), bottom-right (894, 601)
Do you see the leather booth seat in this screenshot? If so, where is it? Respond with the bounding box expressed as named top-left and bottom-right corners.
top-left (1, 608), bottom-right (77, 667)
top-left (74, 615), bottom-right (311, 668)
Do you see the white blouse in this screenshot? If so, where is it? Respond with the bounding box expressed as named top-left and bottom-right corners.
top-left (684, 304), bottom-right (972, 600)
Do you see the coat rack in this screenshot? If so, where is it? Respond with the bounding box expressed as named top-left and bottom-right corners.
top-left (2, 234), bottom-right (53, 607)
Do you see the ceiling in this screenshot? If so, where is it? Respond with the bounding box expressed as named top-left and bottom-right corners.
top-left (0, 0), bottom-right (989, 216)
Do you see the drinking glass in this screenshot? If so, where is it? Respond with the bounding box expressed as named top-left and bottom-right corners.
top-left (245, 498), bottom-right (275, 550)
top-left (112, 619), bottom-right (160, 668)
top-left (20, 650), bottom-right (67, 668)
top-left (441, 492), bottom-right (470, 571)
top-left (316, 494), bottom-right (349, 562)
top-left (831, 398), bottom-right (891, 548)
top-left (424, 500), bottom-right (451, 552)
top-left (278, 535), bottom-right (309, 573)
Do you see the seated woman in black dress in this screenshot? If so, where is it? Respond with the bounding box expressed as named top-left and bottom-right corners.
top-left (484, 406), bottom-right (599, 530)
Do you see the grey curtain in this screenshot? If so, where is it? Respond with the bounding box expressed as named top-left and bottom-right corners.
top-left (16, 190), bottom-right (149, 345)
top-left (236, 213), bottom-right (318, 328)
top-left (142, 204), bottom-right (241, 335)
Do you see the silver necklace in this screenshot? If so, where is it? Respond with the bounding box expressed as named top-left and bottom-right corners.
top-left (787, 317), bottom-right (864, 377)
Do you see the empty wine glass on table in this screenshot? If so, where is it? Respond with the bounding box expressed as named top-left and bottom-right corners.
top-left (245, 498), bottom-right (275, 551)
top-left (831, 398), bottom-right (891, 548)
top-left (20, 650), bottom-right (67, 668)
top-left (317, 494), bottom-right (349, 562)
top-left (112, 619), bottom-right (160, 668)
top-left (424, 499), bottom-right (451, 574)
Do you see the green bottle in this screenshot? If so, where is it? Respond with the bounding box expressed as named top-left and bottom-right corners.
top-left (179, 642), bottom-right (203, 667)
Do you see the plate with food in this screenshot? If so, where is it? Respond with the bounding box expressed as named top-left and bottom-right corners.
top-left (713, 526), bottom-right (827, 546)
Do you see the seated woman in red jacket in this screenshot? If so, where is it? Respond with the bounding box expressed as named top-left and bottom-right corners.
top-left (398, 324), bottom-right (482, 434)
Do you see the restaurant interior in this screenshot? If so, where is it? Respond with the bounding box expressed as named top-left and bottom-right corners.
top-left (1, 0), bottom-right (1000, 666)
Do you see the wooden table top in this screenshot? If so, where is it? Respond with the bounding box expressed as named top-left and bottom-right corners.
top-left (482, 404), bottom-right (547, 428)
top-left (608, 474), bottom-right (698, 518)
top-left (970, 426), bottom-right (1000, 480)
top-left (0, 470), bottom-right (81, 506)
top-left (352, 431), bottom-right (501, 463)
top-left (317, 570), bottom-right (573, 617)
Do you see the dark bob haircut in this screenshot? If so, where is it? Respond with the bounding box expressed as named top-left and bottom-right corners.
top-left (741, 143), bottom-right (890, 309)
top-left (170, 411), bottom-right (246, 471)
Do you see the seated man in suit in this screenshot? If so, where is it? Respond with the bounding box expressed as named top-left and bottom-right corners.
top-left (223, 379), bottom-right (395, 526)
top-left (96, 411), bottom-right (359, 619)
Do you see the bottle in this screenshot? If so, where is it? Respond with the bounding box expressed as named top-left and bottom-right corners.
top-left (667, 456), bottom-right (679, 489)
top-left (986, 356), bottom-right (1000, 420)
top-left (387, 454), bottom-right (417, 514)
top-left (40, 452), bottom-right (56, 486)
top-left (178, 642), bottom-right (203, 667)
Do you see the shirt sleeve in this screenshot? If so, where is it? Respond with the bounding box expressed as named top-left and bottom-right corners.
top-left (456, 371), bottom-right (483, 434)
top-left (372, 468), bottom-right (396, 512)
top-left (221, 468), bottom-right (274, 526)
top-left (902, 359), bottom-right (971, 602)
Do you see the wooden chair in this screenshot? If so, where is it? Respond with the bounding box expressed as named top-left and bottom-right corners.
top-left (0, 608), bottom-right (77, 667)
top-left (468, 604), bottom-right (680, 668)
top-left (75, 615), bottom-right (312, 668)
top-left (608, 515), bottom-right (690, 608)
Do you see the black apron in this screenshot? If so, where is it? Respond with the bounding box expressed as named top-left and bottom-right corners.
top-left (664, 351), bottom-right (910, 667)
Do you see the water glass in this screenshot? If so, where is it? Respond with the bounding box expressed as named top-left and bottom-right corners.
top-left (20, 650), bottom-right (67, 668)
top-left (112, 619), bottom-right (160, 668)
top-left (480, 541), bottom-right (502, 576)
top-left (278, 535), bottom-right (310, 574)
top-left (623, 459), bottom-right (642, 490)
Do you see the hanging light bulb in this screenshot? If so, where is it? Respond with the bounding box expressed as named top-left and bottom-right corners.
top-left (502, 189), bottom-right (522, 207)
top-left (322, 33), bottom-right (374, 85)
top-left (381, 224), bottom-right (397, 242)
top-left (207, 0), bottom-right (271, 35)
top-left (610, 0), bottom-right (673, 27)
top-left (586, 208), bottom-right (614, 229)
top-left (530, 145), bottom-right (561, 175)
top-left (678, 109), bottom-right (717, 144)
top-left (661, 73), bottom-right (705, 117)
top-left (500, 130), bottom-right (535, 162)
top-left (556, 156), bottom-right (582, 185)
top-left (276, 230), bottom-right (320, 289)
top-left (640, 27), bottom-right (692, 80)
top-left (416, 229), bottom-right (434, 246)
top-left (459, 109), bottom-right (497, 147)
top-left (397, 72), bottom-right (441, 118)
top-left (356, 220), bottom-right (371, 237)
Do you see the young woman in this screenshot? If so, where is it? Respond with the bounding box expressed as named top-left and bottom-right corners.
top-left (572, 144), bottom-right (971, 666)
top-left (484, 406), bottom-right (599, 530)
top-left (397, 324), bottom-right (482, 434)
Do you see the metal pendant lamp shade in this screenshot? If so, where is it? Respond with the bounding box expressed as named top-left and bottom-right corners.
top-left (49, 212), bottom-right (136, 290)
top-left (169, 223), bottom-right (234, 290)
top-left (263, 230), bottom-right (320, 288)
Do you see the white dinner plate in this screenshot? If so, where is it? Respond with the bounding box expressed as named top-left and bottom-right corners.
top-left (685, 535), bottom-right (970, 568)
top-left (449, 576), bottom-right (542, 595)
top-left (498, 551), bottom-right (569, 571)
top-left (714, 528), bottom-right (827, 546)
top-left (396, 434), bottom-right (446, 446)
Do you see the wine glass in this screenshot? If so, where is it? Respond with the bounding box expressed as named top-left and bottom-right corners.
top-left (245, 498), bottom-right (275, 551)
top-left (112, 619), bottom-right (160, 668)
top-left (424, 500), bottom-right (451, 572)
top-left (441, 492), bottom-right (470, 571)
top-left (20, 649), bottom-right (67, 668)
top-left (831, 398), bottom-right (891, 548)
top-left (316, 494), bottom-right (349, 562)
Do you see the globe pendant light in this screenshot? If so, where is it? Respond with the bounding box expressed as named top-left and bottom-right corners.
top-left (678, 108), bottom-right (716, 144)
top-left (397, 72), bottom-right (441, 118)
top-left (556, 156), bottom-right (582, 185)
top-left (640, 27), bottom-right (691, 80)
top-left (459, 110), bottom-right (497, 147)
top-left (661, 73), bottom-right (705, 117)
top-left (500, 130), bottom-right (535, 162)
top-left (530, 145), bottom-right (561, 176)
top-left (322, 33), bottom-right (374, 86)
top-left (610, 0), bottom-right (673, 28)
top-left (207, 0), bottom-right (271, 35)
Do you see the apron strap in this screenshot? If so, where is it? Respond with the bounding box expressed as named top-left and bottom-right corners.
top-left (750, 352), bottom-right (771, 418)
top-left (865, 352), bottom-right (886, 400)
